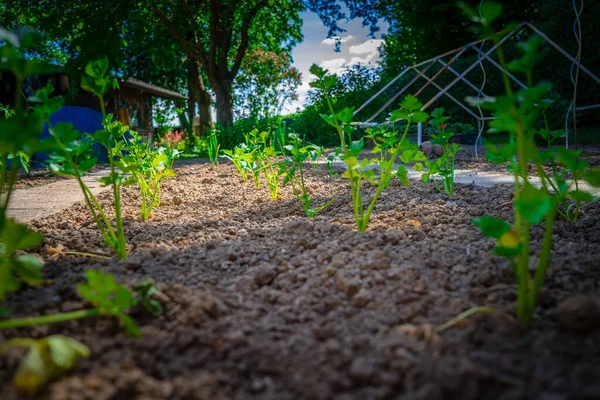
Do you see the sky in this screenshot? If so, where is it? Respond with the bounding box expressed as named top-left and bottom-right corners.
top-left (285, 11), bottom-right (389, 113)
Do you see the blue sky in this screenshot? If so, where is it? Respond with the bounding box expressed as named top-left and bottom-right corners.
top-left (286, 11), bottom-right (388, 112)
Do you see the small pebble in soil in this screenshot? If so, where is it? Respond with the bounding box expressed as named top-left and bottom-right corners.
top-left (555, 295), bottom-right (600, 332)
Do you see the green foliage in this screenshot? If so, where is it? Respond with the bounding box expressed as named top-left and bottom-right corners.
top-left (118, 131), bottom-right (175, 220)
top-left (311, 62), bottom-right (430, 231)
top-left (0, 335), bottom-right (90, 392)
top-left (466, 4), bottom-right (597, 325)
top-left (0, 219), bottom-right (43, 300)
top-left (206, 128), bottom-right (221, 167)
top-left (0, 27), bottom-right (51, 300)
top-left (421, 108), bottom-right (461, 196)
top-left (44, 60), bottom-right (129, 259)
top-left (279, 133), bottom-right (334, 217)
top-left (76, 270), bottom-right (141, 336)
top-left (221, 144), bottom-right (253, 182)
top-left (256, 130), bottom-right (281, 200)
top-left (0, 270), bottom-right (163, 337)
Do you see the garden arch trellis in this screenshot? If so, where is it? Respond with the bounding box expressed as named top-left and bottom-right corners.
top-left (353, 22), bottom-right (600, 152)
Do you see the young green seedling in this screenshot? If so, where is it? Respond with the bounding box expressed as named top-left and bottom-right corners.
top-left (421, 108), bottom-right (461, 196)
top-left (0, 335), bottom-right (90, 392)
top-left (325, 147), bottom-right (342, 176)
top-left (535, 100), bottom-right (594, 221)
top-left (279, 133), bottom-right (335, 217)
top-left (222, 144), bottom-right (253, 182)
top-left (43, 59), bottom-right (130, 259)
top-left (118, 131), bottom-right (175, 220)
top-left (0, 270), bottom-right (161, 336)
top-left (311, 63), bottom-right (429, 231)
top-left (206, 128), bottom-right (220, 167)
top-left (463, 2), bottom-right (600, 325)
top-left (257, 130), bottom-right (281, 200)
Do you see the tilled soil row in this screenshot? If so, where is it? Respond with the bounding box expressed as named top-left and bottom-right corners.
top-left (1, 160), bottom-right (599, 400)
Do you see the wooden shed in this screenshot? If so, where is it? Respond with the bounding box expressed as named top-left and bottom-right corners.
top-left (1, 70), bottom-right (187, 142)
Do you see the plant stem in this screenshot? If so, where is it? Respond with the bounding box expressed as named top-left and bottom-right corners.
top-left (0, 309), bottom-right (100, 330)
top-left (437, 306), bottom-right (496, 332)
top-left (63, 251), bottom-right (111, 260)
top-left (528, 206), bottom-right (557, 319)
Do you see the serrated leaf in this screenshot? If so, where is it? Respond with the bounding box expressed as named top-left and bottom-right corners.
top-left (514, 184), bottom-right (555, 224)
top-left (396, 165), bottom-right (409, 186)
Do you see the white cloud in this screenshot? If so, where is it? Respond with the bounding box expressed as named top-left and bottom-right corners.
top-left (320, 57), bottom-right (349, 75)
top-left (321, 35), bottom-right (354, 45)
top-left (349, 39), bottom-right (384, 55)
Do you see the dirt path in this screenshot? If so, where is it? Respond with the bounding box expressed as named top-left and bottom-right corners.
top-left (7, 168), bottom-right (111, 223)
top-left (1, 161), bottom-right (599, 400)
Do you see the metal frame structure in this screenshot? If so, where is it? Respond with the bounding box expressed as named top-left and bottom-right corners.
top-left (353, 22), bottom-right (600, 147)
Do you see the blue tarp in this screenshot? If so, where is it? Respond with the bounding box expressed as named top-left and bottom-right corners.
top-left (32, 106), bottom-right (108, 166)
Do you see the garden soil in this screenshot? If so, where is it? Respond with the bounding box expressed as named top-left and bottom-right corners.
top-left (1, 157), bottom-right (599, 400)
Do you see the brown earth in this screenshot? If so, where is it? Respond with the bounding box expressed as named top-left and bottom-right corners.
top-left (13, 169), bottom-right (69, 190)
top-left (1, 157), bottom-right (600, 400)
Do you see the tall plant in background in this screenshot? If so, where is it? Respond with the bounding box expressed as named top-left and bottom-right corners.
top-left (45, 58), bottom-right (129, 259)
top-left (309, 64), bottom-right (429, 232)
top-left (465, 2), bottom-right (599, 325)
top-left (256, 130), bottom-right (281, 200)
top-left (421, 108), bottom-right (461, 196)
top-left (206, 128), bottom-right (220, 167)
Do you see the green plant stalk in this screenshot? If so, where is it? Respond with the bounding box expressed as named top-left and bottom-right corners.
top-left (0, 309), bottom-right (101, 330)
top-left (262, 156), bottom-right (279, 200)
top-left (357, 119), bottom-right (413, 232)
top-left (47, 124), bottom-right (118, 245)
top-left (495, 43), bottom-right (558, 325)
top-left (98, 94), bottom-right (127, 260)
top-left (527, 206), bottom-right (557, 319)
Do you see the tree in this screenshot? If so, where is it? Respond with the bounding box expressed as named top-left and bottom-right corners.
top-left (2, 0), bottom-right (385, 128)
top-left (234, 49), bottom-right (301, 120)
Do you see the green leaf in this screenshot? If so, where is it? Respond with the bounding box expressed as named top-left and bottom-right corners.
top-left (0, 218), bottom-right (44, 255)
top-left (0, 335), bottom-right (89, 392)
top-left (583, 168), bottom-right (600, 187)
top-left (568, 190), bottom-right (595, 203)
top-left (514, 183), bottom-right (556, 224)
top-left (472, 216), bottom-right (512, 239)
top-left (413, 162), bottom-right (425, 172)
top-left (12, 255), bottom-right (43, 285)
top-left (396, 165), bottom-right (409, 186)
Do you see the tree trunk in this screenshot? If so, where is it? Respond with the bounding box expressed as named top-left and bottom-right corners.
top-left (214, 80), bottom-right (234, 128)
top-left (188, 59), bottom-right (213, 136)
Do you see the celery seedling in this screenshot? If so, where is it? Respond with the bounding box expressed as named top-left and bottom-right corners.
top-left (0, 270), bottom-right (160, 337)
top-left (0, 335), bottom-right (90, 392)
top-left (43, 59), bottom-right (130, 259)
top-left (421, 108), bottom-right (461, 196)
top-left (257, 130), bottom-right (281, 200)
top-left (222, 143), bottom-right (252, 182)
top-left (463, 2), bottom-right (600, 325)
top-left (279, 133), bottom-right (334, 216)
top-left (535, 101), bottom-right (593, 221)
top-left (119, 131), bottom-right (174, 220)
top-left (311, 63), bottom-right (429, 231)
top-left (206, 128), bottom-right (220, 167)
